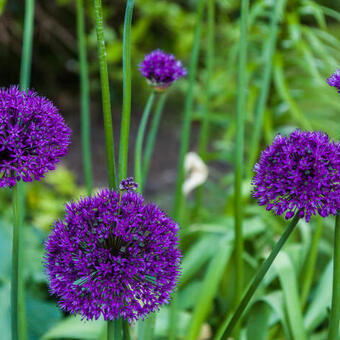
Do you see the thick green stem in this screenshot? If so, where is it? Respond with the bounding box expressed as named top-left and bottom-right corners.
top-left (327, 214), bottom-right (340, 340)
top-left (134, 91), bottom-right (155, 192)
top-left (108, 320), bottom-right (122, 340)
top-left (142, 93), bottom-right (167, 186)
top-left (11, 183), bottom-right (26, 340)
top-left (93, 0), bottom-right (117, 189)
top-left (215, 214), bottom-right (300, 340)
top-left (301, 217), bottom-right (322, 308)
top-left (122, 320), bottom-right (131, 340)
top-left (195, 0), bottom-right (215, 211)
top-left (12, 1), bottom-right (34, 338)
top-left (246, 0), bottom-right (286, 177)
top-left (118, 0), bottom-right (134, 181)
top-left (233, 1), bottom-right (249, 338)
top-left (20, 0), bottom-right (34, 90)
top-left (77, 0), bottom-right (93, 195)
top-left (172, 0), bottom-right (205, 222)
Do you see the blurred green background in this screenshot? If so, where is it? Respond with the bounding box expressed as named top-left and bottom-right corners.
top-left (0, 0), bottom-right (339, 339)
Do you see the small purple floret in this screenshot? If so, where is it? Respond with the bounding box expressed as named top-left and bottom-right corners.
top-left (0, 86), bottom-right (71, 188)
top-left (327, 69), bottom-right (340, 92)
top-left (139, 49), bottom-right (187, 90)
top-left (45, 188), bottom-right (181, 322)
top-left (119, 177), bottom-right (138, 192)
top-left (253, 130), bottom-right (340, 222)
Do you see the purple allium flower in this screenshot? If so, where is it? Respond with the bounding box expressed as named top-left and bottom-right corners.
top-left (0, 86), bottom-right (71, 188)
top-left (119, 177), bottom-right (138, 192)
top-left (45, 187), bottom-right (181, 322)
top-left (139, 49), bottom-right (187, 91)
top-left (327, 69), bottom-right (340, 92)
top-left (253, 130), bottom-right (340, 222)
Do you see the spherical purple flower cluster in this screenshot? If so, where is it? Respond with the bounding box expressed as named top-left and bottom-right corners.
top-left (253, 130), bottom-right (339, 222)
top-left (45, 187), bottom-right (181, 322)
top-left (139, 49), bottom-right (187, 90)
top-left (0, 86), bottom-right (71, 188)
top-left (327, 69), bottom-right (340, 93)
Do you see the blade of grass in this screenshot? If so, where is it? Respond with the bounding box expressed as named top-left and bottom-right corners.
top-left (185, 242), bottom-right (233, 340)
top-left (232, 1), bottom-right (249, 339)
top-left (300, 217), bottom-right (323, 308)
top-left (93, 0), bottom-right (117, 189)
top-left (0, 0), bottom-right (6, 14)
top-left (246, 302), bottom-right (271, 340)
top-left (172, 0), bottom-right (205, 223)
top-left (77, 0), bottom-right (93, 195)
top-left (273, 53), bottom-right (312, 130)
top-left (274, 252), bottom-right (307, 340)
top-left (118, 0), bottom-right (134, 182)
top-left (247, 0), bottom-right (286, 177)
top-left (169, 1), bottom-right (205, 337)
top-left (195, 0), bottom-right (215, 211)
top-left (134, 91), bottom-right (155, 192)
top-left (142, 93), bottom-right (167, 186)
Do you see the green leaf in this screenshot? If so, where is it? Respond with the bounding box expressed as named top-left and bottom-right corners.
top-left (185, 242), bottom-right (233, 340)
top-left (41, 315), bottom-right (105, 340)
top-left (246, 302), bottom-right (271, 340)
top-left (274, 252), bottom-right (307, 340)
top-left (304, 261), bottom-right (333, 332)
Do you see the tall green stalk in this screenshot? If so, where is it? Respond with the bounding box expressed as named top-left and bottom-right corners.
top-left (169, 2), bottom-right (205, 339)
top-left (108, 320), bottom-right (122, 340)
top-left (134, 91), bottom-right (155, 192)
top-left (93, 0), bottom-right (117, 189)
top-left (142, 93), bottom-right (167, 186)
top-left (246, 0), bottom-right (286, 177)
top-left (118, 0), bottom-right (134, 181)
top-left (233, 2), bottom-right (249, 339)
top-left (12, 1), bottom-right (34, 339)
top-left (215, 214), bottom-right (300, 340)
top-left (327, 214), bottom-right (340, 340)
top-left (195, 0), bottom-right (215, 211)
top-left (77, 0), bottom-right (93, 195)
top-left (172, 0), bottom-right (205, 223)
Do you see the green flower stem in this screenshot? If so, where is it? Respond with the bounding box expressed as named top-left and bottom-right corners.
top-left (11, 183), bottom-right (26, 340)
top-left (108, 320), bottom-right (122, 340)
top-left (246, 0), bottom-right (286, 177)
top-left (327, 214), bottom-right (340, 340)
top-left (233, 1), bottom-right (249, 338)
top-left (195, 0), bottom-right (215, 211)
top-left (77, 0), bottom-right (93, 195)
top-left (12, 1), bottom-right (35, 339)
top-left (123, 320), bottom-right (131, 340)
top-left (134, 91), bottom-right (155, 192)
top-left (118, 0), bottom-right (134, 182)
top-left (172, 0), bottom-right (205, 222)
top-left (301, 217), bottom-right (322, 308)
top-left (94, 0), bottom-right (117, 189)
top-left (142, 93), bottom-right (167, 186)
top-left (20, 0), bottom-right (34, 90)
top-left (215, 214), bottom-right (300, 340)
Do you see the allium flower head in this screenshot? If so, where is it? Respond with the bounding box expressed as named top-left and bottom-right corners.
top-left (45, 185), bottom-right (181, 322)
top-left (139, 49), bottom-right (187, 91)
top-left (327, 69), bottom-right (340, 92)
top-left (119, 177), bottom-right (138, 191)
top-left (0, 86), bottom-right (71, 188)
top-left (253, 130), bottom-right (339, 222)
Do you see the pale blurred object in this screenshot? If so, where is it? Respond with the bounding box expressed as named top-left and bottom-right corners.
top-left (182, 152), bottom-right (209, 195)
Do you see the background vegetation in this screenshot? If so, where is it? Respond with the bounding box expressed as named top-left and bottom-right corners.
top-left (0, 0), bottom-right (339, 339)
